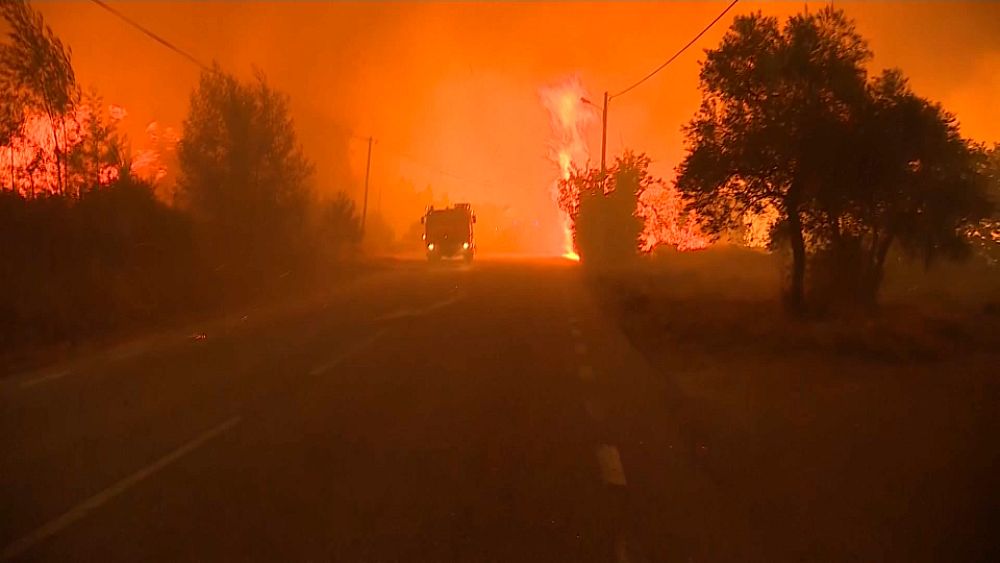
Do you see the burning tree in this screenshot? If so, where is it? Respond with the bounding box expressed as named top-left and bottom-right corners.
top-left (0, 0), bottom-right (78, 195)
top-left (541, 76), bottom-right (707, 258)
top-left (559, 151), bottom-right (650, 266)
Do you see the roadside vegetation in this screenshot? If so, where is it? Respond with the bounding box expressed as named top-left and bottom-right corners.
top-left (563, 7), bottom-right (998, 316)
top-left (572, 9), bottom-right (1000, 558)
top-left (0, 0), bottom-right (360, 367)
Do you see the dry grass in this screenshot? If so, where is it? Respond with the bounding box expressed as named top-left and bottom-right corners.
top-left (592, 246), bottom-right (1000, 562)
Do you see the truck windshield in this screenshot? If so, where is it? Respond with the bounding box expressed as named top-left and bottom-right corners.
top-left (426, 210), bottom-right (468, 240)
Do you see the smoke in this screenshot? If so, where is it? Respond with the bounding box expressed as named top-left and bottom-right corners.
top-left (34, 1), bottom-right (1000, 254)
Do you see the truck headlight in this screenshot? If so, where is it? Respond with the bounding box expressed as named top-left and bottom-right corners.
top-left (427, 243), bottom-right (435, 251)
top-left (462, 242), bottom-right (470, 250)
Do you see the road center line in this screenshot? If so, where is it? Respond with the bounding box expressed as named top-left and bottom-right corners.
top-left (374, 294), bottom-right (464, 322)
top-left (583, 399), bottom-right (604, 422)
top-left (309, 329), bottom-right (387, 376)
top-left (574, 342), bottom-right (587, 355)
top-left (1, 415), bottom-right (241, 561)
top-left (19, 370), bottom-right (72, 389)
top-left (595, 444), bottom-right (628, 486)
top-left (570, 327), bottom-right (582, 338)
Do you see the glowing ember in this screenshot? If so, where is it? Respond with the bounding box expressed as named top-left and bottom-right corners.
top-left (540, 75), bottom-right (595, 260)
top-left (132, 121), bottom-right (178, 183)
top-left (639, 182), bottom-right (710, 251)
top-left (742, 204), bottom-right (780, 248)
top-left (2, 110), bottom-right (84, 196)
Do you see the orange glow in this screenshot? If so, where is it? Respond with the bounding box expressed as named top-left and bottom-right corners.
top-left (31, 2), bottom-right (1000, 251)
top-left (0, 106), bottom-right (110, 196)
top-left (1, 102), bottom-right (177, 198)
top-left (639, 182), bottom-right (710, 252)
top-left (131, 121), bottom-right (180, 188)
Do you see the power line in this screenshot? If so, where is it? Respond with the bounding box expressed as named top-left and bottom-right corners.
top-left (88, 0), bottom-right (210, 71)
top-left (610, 0), bottom-right (739, 99)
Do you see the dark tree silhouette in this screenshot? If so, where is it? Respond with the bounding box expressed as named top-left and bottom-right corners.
top-left (177, 65), bottom-right (313, 277)
top-left (67, 89), bottom-right (125, 193)
top-left (313, 191), bottom-right (361, 262)
top-left (677, 6), bottom-right (993, 312)
top-left (821, 71), bottom-right (994, 304)
top-left (676, 8), bottom-right (870, 312)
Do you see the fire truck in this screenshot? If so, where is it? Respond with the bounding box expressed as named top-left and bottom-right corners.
top-left (421, 203), bottom-right (476, 262)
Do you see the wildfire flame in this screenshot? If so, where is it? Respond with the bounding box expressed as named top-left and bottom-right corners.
top-left (1, 103), bottom-right (177, 198)
top-left (0, 106), bottom-right (114, 196)
top-left (639, 183), bottom-right (710, 251)
top-left (540, 76), bottom-right (595, 261)
top-left (132, 121), bottom-right (180, 186)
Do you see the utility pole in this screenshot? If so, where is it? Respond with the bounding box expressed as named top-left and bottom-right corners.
top-left (582, 93), bottom-right (610, 184)
top-left (361, 135), bottom-right (372, 236)
top-left (600, 91), bottom-right (608, 182)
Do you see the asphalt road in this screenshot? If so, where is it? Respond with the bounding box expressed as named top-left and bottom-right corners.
top-left (0, 257), bottom-right (706, 562)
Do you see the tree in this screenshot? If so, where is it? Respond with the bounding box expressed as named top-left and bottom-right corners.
top-left (560, 150), bottom-right (648, 266)
top-left (177, 65), bottom-right (313, 274)
top-left (0, 0), bottom-right (78, 194)
top-left (313, 192), bottom-right (361, 262)
top-left (67, 90), bottom-right (125, 193)
top-left (815, 71), bottom-right (993, 305)
top-left (676, 8), bottom-right (871, 312)
top-left (676, 6), bottom-right (992, 312)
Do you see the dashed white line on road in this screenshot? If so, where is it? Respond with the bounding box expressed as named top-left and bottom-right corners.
top-left (570, 327), bottom-right (582, 338)
top-left (583, 399), bottom-right (604, 422)
top-left (616, 535), bottom-right (635, 563)
top-left (374, 294), bottom-right (464, 322)
top-left (19, 370), bottom-right (72, 389)
top-left (309, 329), bottom-right (387, 376)
top-left (578, 365), bottom-right (595, 381)
top-left (1, 416), bottom-right (241, 561)
top-left (574, 342), bottom-right (587, 355)
top-left (596, 444), bottom-right (627, 486)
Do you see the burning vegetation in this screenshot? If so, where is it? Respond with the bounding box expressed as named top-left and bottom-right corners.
top-left (0, 0), bottom-right (361, 355)
top-left (0, 0), bottom-right (997, 357)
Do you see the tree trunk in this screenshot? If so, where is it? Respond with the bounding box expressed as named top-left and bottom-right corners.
top-left (786, 201), bottom-right (807, 315)
top-left (45, 106), bottom-right (64, 196)
top-left (864, 233), bottom-right (894, 307)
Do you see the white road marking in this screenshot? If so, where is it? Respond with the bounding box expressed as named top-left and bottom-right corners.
top-left (19, 370), bottom-right (72, 389)
top-left (374, 294), bottom-right (464, 322)
top-left (583, 399), bottom-right (604, 422)
top-left (1, 416), bottom-right (241, 561)
top-left (578, 365), bottom-right (595, 381)
top-left (109, 343), bottom-right (150, 362)
top-left (574, 342), bottom-right (587, 355)
top-left (615, 535), bottom-right (632, 563)
top-left (596, 444), bottom-right (627, 486)
top-left (309, 329), bottom-right (387, 376)
top-left (570, 327), bottom-right (582, 338)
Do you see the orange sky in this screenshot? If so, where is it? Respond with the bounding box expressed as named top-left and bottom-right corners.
top-left (36, 1), bottom-right (1000, 253)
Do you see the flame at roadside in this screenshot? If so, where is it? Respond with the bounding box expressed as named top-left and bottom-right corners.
top-left (540, 76), bottom-right (596, 261)
top-left (1, 104), bottom-right (178, 198)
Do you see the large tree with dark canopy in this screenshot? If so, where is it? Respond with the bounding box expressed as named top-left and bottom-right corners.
top-left (677, 7), bottom-right (992, 312)
top-left (178, 65), bottom-right (313, 275)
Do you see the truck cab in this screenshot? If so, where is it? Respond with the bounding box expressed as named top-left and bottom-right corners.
top-left (421, 203), bottom-right (476, 262)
